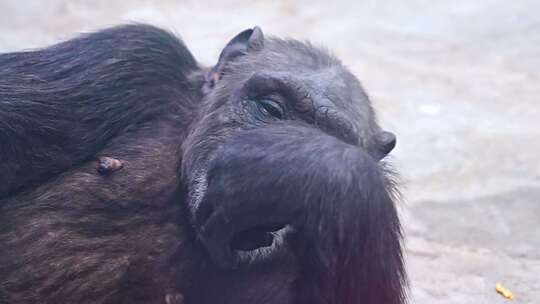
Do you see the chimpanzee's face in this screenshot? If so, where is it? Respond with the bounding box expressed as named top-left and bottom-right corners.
top-left (181, 28), bottom-right (398, 264)
top-left (183, 37), bottom-right (395, 211)
top-left (180, 29), bottom-right (404, 304)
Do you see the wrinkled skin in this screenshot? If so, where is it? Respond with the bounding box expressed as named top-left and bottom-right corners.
top-left (0, 25), bottom-right (406, 304)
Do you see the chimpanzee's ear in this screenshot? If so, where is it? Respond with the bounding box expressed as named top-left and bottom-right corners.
top-left (374, 131), bottom-right (396, 160)
top-left (203, 27), bottom-right (264, 93)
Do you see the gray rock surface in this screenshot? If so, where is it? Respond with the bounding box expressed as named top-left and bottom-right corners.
top-left (1, 1), bottom-right (538, 302)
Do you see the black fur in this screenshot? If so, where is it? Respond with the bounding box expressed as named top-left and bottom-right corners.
top-left (0, 25), bottom-right (199, 197)
top-left (0, 24), bottom-right (406, 304)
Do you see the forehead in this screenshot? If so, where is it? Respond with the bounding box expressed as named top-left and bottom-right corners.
top-left (247, 38), bottom-right (344, 76)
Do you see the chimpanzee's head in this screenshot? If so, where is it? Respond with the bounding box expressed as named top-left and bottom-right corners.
top-left (181, 27), bottom-right (403, 304)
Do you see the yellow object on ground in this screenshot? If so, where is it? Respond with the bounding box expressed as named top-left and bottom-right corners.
top-left (496, 283), bottom-right (514, 300)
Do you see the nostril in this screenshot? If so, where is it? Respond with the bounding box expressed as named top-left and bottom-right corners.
top-left (231, 231), bottom-right (274, 251)
top-left (230, 223), bottom-right (286, 251)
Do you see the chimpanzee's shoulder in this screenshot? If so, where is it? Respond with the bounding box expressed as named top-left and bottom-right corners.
top-left (59, 23), bottom-right (199, 70)
top-left (93, 23), bottom-right (187, 46)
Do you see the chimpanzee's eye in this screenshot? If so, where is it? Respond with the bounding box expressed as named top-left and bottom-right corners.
top-left (257, 99), bottom-right (284, 119)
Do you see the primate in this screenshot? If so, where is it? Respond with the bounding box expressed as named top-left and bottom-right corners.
top-left (0, 24), bottom-right (406, 304)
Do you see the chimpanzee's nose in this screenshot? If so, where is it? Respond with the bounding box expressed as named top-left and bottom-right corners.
top-left (195, 123), bottom-right (385, 269)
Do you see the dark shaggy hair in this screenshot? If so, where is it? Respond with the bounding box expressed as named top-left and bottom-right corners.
top-left (0, 24), bottom-right (406, 304)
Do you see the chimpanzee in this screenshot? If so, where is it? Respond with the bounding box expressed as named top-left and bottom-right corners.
top-left (0, 24), bottom-right (406, 304)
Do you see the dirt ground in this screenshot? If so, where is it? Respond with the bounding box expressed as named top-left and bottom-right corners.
top-left (1, 1), bottom-right (538, 303)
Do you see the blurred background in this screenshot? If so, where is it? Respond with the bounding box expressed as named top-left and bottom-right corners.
top-left (1, 0), bottom-right (538, 303)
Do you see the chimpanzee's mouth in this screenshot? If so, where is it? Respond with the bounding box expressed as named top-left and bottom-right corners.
top-left (230, 222), bottom-right (287, 251)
